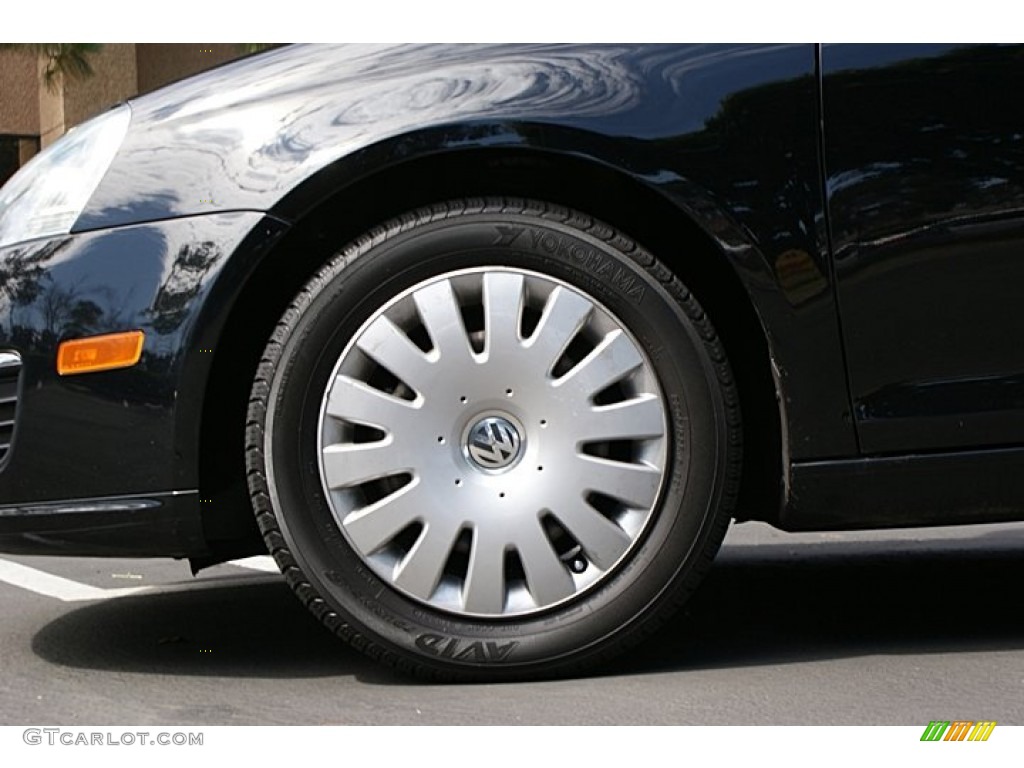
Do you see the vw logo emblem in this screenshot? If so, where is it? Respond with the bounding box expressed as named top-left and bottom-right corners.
top-left (466, 416), bottom-right (522, 471)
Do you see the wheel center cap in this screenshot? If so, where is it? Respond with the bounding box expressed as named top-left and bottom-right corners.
top-left (465, 416), bottom-right (523, 471)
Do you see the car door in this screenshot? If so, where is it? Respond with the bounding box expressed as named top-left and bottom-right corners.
top-left (822, 44), bottom-right (1024, 454)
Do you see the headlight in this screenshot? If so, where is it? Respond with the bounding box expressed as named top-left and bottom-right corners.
top-left (0, 103), bottom-right (131, 249)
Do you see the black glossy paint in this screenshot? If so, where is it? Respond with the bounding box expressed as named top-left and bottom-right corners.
top-left (0, 214), bottom-right (284, 502)
top-left (784, 448), bottom-right (1024, 531)
top-left (823, 44), bottom-right (1024, 453)
top-left (0, 492), bottom-right (203, 556)
top-left (80, 43), bottom-right (855, 460)
top-left (2, 43), bottom-right (1024, 557)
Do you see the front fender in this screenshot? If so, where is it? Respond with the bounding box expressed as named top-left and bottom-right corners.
top-left (82, 42), bottom-right (856, 464)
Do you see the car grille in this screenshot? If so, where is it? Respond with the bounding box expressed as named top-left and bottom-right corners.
top-left (0, 352), bottom-right (22, 465)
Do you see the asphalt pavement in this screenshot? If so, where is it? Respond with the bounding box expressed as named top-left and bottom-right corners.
top-left (1, 521), bottom-right (1022, 725)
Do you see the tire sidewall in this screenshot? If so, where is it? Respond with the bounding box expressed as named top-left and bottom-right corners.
top-left (263, 208), bottom-right (730, 674)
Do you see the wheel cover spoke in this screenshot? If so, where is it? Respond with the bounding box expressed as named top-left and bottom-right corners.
top-left (342, 482), bottom-right (423, 553)
top-left (464, 526), bottom-right (507, 614)
top-left (355, 315), bottom-right (434, 394)
top-left (482, 272), bottom-right (526, 362)
top-left (413, 279), bottom-right (475, 364)
top-left (318, 267), bottom-right (670, 617)
top-left (550, 498), bottom-right (632, 571)
top-left (556, 329), bottom-right (643, 397)
top-left (524, 285), bottom-right (592, 373)
top-left (578, 455), bottom-right (662, 509)
top-left (325, 374), bottom-right (420, 428)
top-left (322, 439), bottom-right (414, 489)
top-left (394, 518), bottom-right (463, 601)
top-left (577, 395), bottom-right (665, 443)
top-left (517, 517), bottom-right (578, 606)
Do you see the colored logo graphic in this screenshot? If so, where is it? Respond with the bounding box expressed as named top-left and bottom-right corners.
top-left (920, 721), bottom-right (996, 741)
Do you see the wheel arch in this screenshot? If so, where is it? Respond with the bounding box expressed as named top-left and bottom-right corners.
top-left (193, 143), bottom-right (783, 564)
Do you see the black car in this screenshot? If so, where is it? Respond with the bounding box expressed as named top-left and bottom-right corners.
top-left (1, 43), bottom-right (1022, 679)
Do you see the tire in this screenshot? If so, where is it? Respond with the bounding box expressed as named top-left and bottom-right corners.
top-left (246, 198), bottom-right (741, 680)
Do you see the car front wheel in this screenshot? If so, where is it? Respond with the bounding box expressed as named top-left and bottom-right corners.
top-left (246, 198), bottom-right (741, 679)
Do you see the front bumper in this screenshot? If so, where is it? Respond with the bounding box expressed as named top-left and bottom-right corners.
top-left (0, 212), bottom-right (284, 556)
top-left (0, 491), bottom-right (203, 556)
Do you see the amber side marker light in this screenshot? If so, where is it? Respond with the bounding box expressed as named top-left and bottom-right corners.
top-left (57, 331), bottom-right (145, 376)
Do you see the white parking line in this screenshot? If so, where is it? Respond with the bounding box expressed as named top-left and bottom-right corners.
top-left (0, 557), bottom-right (280, 602)
top-left (228, 555), bottom-right (279, 573)
top-left (0, 558), bottom-right (147, 602)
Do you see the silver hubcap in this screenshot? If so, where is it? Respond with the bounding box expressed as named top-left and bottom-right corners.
top-left (318, 267), bottom-right (668, 617)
